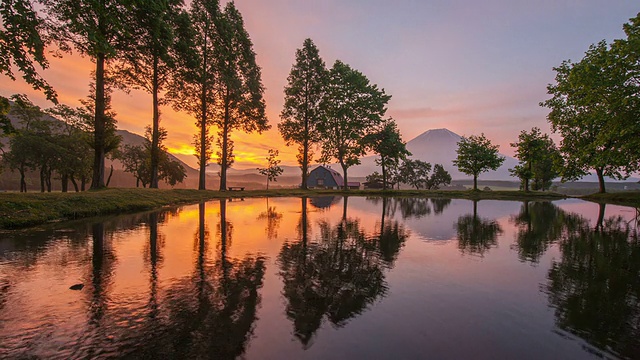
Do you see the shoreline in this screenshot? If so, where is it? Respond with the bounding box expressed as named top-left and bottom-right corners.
top-left (0, 188), bottom-right (637, 230)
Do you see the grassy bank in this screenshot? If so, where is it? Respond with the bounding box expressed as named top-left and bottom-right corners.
top-left (583, 191), bottom-right (640, 208)
top-left (0, 188), bottom-right (569, 230)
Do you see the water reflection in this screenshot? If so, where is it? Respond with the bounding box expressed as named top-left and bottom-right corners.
top-left (126, 200), bottom-right (266, 359)
top-left (257, 198), bottom-right (283, 240)
top-left (510, 201), bottom-right (568, 264)
top-left (455, 200), bottom-right (503, 256)
top-left (278, 197), bottom-right (406, 347)
top-left (546, 211), bottom-right (640, 359)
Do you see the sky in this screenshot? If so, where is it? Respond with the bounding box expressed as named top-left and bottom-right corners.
top-left (1, 1), bottom-right (638, 169)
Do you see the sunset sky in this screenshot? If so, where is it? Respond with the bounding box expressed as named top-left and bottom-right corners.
top-left (1, 1), bottom-right (638, 169)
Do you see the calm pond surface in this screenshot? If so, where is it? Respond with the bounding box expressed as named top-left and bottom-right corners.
top-left (0, 196), bottom-right (639, 359)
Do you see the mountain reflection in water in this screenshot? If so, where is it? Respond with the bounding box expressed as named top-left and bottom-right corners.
top-left (0, 197), bottom-right (638, 359)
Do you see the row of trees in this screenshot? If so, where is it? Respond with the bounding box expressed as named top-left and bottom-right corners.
top-left (1, 0), bottom-right (267, 191)
top-left (279, 39), bottom-right (404, 190)
top-left (0, 93), bottom-right (185, 192)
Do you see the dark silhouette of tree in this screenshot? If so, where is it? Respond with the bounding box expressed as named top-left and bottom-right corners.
top-left (257, 198), bottom-right (283, 239)
top-left (453, 134), bottom-right (505, 190)
top-left (546, 214), bottom-right (640, 359)
top-left (279, 38), bottom-right (328, 190)
top-left (169, 0), bottom-right (219, 190)
top-left (510, 201), bottom-right (568, 264)
top-left (541, 40), bottom-right (636, 193)
top-left (42, 0), bottom-right (135, 189)
top-left (213, 2), bottom-right (268, 191)
top-left (124, 200), bottom-right (266, 358)
top-left (116, 0), bottom-right (190, 188)
top-left (257, 149), bottom-right (283, 190)
top-left (318, 60), bottom-right (391, 190)
top-left (364, 120), bottom-right (411, 189)
top-left (509, 128), bottom-right (561, 192)
top-left (455, 200), bottom-right (503, 256)
top-left (0, 0), bottom-right (57, 102)
top-left (278, 204), bottom-right (389, 348)
top-left (374, 197), bottom-right (410, 267)
top-left (430, 198), bottom-right (452, 215)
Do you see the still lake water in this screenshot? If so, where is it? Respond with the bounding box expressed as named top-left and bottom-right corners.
top-left (0, 196), bottom-right (638, 359)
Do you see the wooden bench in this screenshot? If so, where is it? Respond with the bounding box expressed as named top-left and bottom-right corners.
top-left (228, 186), bottom-right (245, 191)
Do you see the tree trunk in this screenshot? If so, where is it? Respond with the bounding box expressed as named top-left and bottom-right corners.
top-left (473, 174), bottom-right (478, 190)
top-left (219, 97), bottom-right (230, 192)
top-left (596, 167), bottom-right (606, 193)
top-left (61, 174), bottom-right (69, 193)
top-left (596, 202), bottom-right (606, 231)
top-left (150, 54), bottom-right (160, 189)
top-left (70, 175), bottom-right (79, 192)
top-left (19, 165), bottom-right (26, 193)
top-left (341, 161), bottom-right (349, 191)
top-left (81, 177), bottom-right (86, 192)
top-left (91, 52), bottom-right (106, 189)
top-left (136, 178), bottom-right (140, 188)
top-left (40, 166), bottom-right (45, 193)
top-left (381, 155), bottom-right (387, 190)
top-left (106, 165), bottom-right (114, 187)
top-left (45, 167), bottom-right (52, 192)
top-left (198, 28), bottom-right (209, 191)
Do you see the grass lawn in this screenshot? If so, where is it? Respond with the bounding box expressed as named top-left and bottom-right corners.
top-left (0, 187), bottom-right (612, 230)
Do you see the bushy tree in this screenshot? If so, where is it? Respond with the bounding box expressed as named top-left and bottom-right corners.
top-left (426, 164), bottom-right (452, 190)
top-left (399, 159), bottom-right (431, 190)
top-left (510, 128), bottom-right (561, 191)
top-left (453, 134), bottom-right (505, 190)
top-left (279, 38), bottom-right (328, 189)
top-left (541, 31), bottom-right (638, 193)
top-left (318, 60), bottom-right (391, 190)
top-left (364, 120), bottom-right (410, 190)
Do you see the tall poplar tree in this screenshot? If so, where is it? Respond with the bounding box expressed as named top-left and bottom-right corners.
top-left (318, 60), bottom-right (391, 190)
top-left (41, 0), bottom-right (135, 189)
top-left (1, 0), bottom-right (56, 102)
top-left (168, 0), bottom-right (218, 190)
top-left (213, 2), bottom-right (268, 191)
top-left (278, 38), bottom-right (328, 190)
top-left (116, 0), bottom-right (189, 188)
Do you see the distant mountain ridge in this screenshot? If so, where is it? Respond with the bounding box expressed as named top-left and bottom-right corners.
top-left (347, 128), bottom-right (519, 180)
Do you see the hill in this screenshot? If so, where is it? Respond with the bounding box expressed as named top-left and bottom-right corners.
top-left (347, 128), bottom-right (518, 180)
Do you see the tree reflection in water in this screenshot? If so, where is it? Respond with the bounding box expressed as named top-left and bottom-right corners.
top-left (125, 200), bottom-right (266, 359)
top-left (510, 201), bottom-right (568, 264)
top-left (455, 200), bottom-right (503, 256)
top-left (278, 197), bottom-right (407, 348)
top-left (257, 198), bottom-right (283, 239)
top-left (546, 209), bottom-right (640, 359)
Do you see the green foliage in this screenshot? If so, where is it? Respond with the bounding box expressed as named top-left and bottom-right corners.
top-left (509, 128), bottom-right (561, 191)
top-left (257, 149), bottom-right (284, 190)
top-left (363, 120), bottom-right (410, 190)
top-left (427, 164), bottom-right (452, 190)
top-left (0, 0), bottom-right (56, 102)
top-left (279, 38), bottom-right (329, 189)
top-left (213, 2), bottom-right (269, 191)
top-left (541, 33), bottom-right (638, 193)
top-left (318, 60), bottom-right (391, 189)
top-left (453, 134), bottom-right (505, 190)
top-left (398, 159), bottom-right (431, 190)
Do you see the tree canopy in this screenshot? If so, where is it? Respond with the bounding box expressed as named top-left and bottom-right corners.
top-left (453, 134), bottom-right (505, 190)
top-left (317, 60), bottom-right (391, 190)
top-left (279, 38), bottom-right (328, 190)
